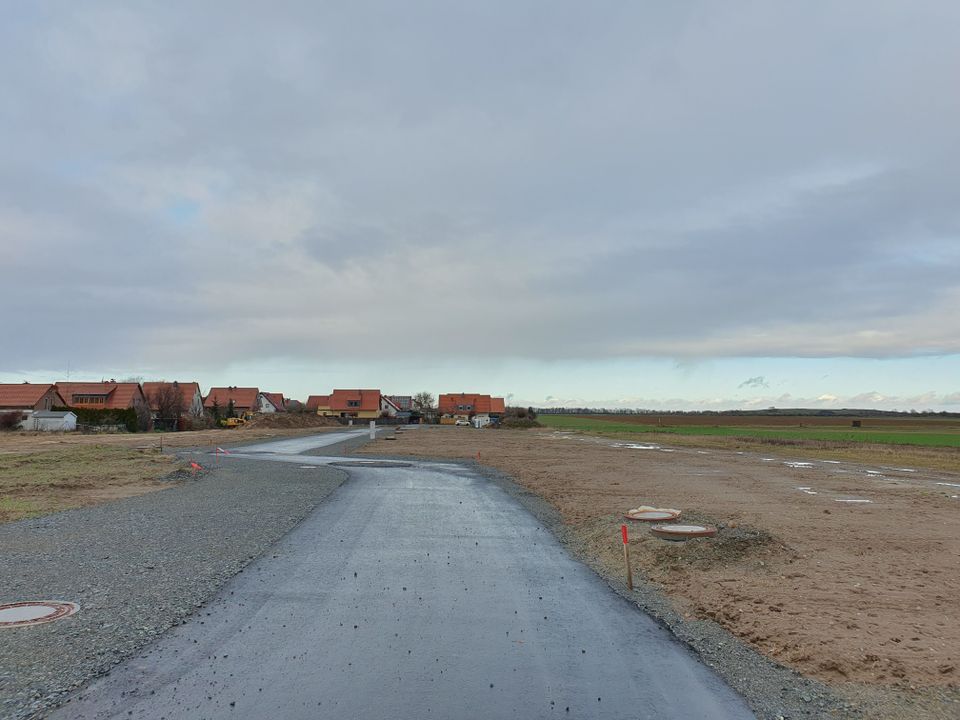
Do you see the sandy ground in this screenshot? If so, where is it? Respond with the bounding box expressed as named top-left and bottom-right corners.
top-left (361, 427), bottom-right (960, 713)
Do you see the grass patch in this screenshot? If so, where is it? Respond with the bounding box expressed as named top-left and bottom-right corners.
top-left (0, 445), bottom-right (180, 523)
top-left (541, 415), bottom-right (960, 448)
top-left (0, 497), bottom-right (44, 519)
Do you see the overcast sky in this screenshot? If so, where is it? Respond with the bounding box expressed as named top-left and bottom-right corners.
top-left (2, 2), bottom-right (959, 410)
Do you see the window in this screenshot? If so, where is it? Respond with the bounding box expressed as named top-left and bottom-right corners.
top-left (347, 400), bottom-right (360, 408)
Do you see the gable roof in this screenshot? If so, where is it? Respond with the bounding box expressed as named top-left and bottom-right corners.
top-left (305, 395), bottom-right (330, 411)
top-left (438, 393), bottom-right (506, 414)
top-left (262, 392), bottom-right (286, 411)
top-left (204, 387), bottom-right (260, 409)
top-left (0, 383), bottom-right (64, 408)
top-left (329, 389), bottom-right (381, 412)
top-left (142, 382), bottom-right (201, 412)
top-left (56, 382), bottom-right (146, 410)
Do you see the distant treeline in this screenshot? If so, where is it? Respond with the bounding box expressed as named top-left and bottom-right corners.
top-left (536, 407), bottom-right (960, 418)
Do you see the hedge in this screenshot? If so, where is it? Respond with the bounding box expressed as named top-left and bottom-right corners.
top-left (54, 406), bottom-right (139, 433)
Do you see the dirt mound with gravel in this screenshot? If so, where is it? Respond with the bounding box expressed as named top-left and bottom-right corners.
top-left (243, 413), bottom-right (341, 430)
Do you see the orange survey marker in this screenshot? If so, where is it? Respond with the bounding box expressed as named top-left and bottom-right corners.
top-left (190, 461), bottom-right (202, 475)
top-left (621, 524), bottom-right (633, 590)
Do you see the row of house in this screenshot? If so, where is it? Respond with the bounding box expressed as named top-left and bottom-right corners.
top-left (0, 381), bottom-right (291, 431)
top-left (302, 390), bottom-right (506, 426)
top-left (0, 382), bottom-right (507, 431)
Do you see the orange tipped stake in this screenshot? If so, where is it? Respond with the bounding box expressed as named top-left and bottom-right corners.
top-left (621, 524), bottom-right (633, 590)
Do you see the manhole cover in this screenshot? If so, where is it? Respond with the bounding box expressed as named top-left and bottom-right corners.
top-left (0, 601), bottom-right (79, 628)
top-left (625, 509), bottom-right (681, 522)
top-left (329, 461), bottom-right (412, 468)
top-left (650, 524), bottom-right (717, 541)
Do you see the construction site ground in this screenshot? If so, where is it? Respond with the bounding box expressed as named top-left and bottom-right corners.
top-left (360, 426), bottom-right (960, 720)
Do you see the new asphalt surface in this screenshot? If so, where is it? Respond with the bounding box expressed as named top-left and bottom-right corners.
top-left (50, 435), bottom-right (754, 719)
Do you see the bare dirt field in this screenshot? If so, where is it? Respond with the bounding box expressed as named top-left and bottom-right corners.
top-left (361, 426), bottom-right (960, 718)
top-left (0, 420), bottom-right (343, 522)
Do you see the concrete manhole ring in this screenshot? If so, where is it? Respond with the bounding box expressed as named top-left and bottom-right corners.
top-left (650, 524), bottom-right (717, 541)
top-left (625, 509), bottom-right (681, 522)
top-left (0, 601), bottom-right (79, 628)
top-left (329, 461), bottom-right (412, 468)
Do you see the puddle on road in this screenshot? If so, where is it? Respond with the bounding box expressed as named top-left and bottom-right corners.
top-left (834, 498), bottom-right (873, 504)
top-left (784, 462), bottom-right (815, 469)
top-left (329, 461), bottom-right (413, 468)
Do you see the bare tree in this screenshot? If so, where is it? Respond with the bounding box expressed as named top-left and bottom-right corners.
top-left (151, 383), bottom-right (186, 429)
top-left (412, 392), bottom-right (435, 412)
top-left (134, 400), bottom-right (153, 432)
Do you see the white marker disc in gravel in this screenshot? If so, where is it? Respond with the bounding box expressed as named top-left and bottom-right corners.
top-left (625, 510), bottom-right (681, 521)
top-left (0, 601), bottom-right (79, 628)
top-left (650, 524), bottom-right (717, 540)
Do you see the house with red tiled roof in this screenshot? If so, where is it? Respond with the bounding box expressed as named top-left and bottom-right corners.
top-left (262, 392), bottom-right (286, 412)
top-left (438, 393), bottom-right (506, 424)
top-left (0, 383), bottom-right (67, 426)
top-left (203, 387), bottom-right (262, 417)
top-left (142, 382), bottom-right (204, 418)
top-left (305, 394), bottom-right (329, 413)
top-left (56, 381), bottom-right (149, 412)
top-left (307, 389), bottom-right (399, 419)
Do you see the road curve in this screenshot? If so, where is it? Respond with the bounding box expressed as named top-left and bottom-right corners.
top-left (52, 453), bottom-right (754, 719)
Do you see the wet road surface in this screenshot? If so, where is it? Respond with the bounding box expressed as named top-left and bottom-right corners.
top-left (229, 427), bottom-right (374, 454)
top-left (52, 445), bottom-right (754, 719)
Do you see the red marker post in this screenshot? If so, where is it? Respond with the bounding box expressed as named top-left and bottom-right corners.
top-left (621, 524), bottom-right (633, 591)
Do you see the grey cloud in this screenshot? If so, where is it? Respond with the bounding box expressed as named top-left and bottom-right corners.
top-left (738, 377), bottom-right (769, 389)
top-left (2, 2), bottom-right (960, 371)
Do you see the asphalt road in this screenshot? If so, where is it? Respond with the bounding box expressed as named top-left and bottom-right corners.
top-left (228, 427), bottom-right (375, 454)
top-left (52, 439), bottom-right (754, 719)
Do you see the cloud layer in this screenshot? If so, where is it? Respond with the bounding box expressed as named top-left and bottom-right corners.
top-left (3, 2), bottom-right (960, 376)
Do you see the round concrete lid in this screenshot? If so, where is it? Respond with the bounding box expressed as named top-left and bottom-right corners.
top-left (624, 509), bottom-right (681, 522)
top-left (650, 524), bottom-right (717, 540)
top-left (0, 601), bottom-right (79, 628)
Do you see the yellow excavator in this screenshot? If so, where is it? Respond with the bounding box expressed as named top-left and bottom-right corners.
top-left (221, 416), bottom-right (247, 428)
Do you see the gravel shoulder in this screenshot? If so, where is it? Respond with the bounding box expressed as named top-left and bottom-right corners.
top-left (0, 457), bottom-right (348, 720)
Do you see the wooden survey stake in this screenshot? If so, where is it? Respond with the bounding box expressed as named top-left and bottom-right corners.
top-left (621, 524), bottom-right (633, 591)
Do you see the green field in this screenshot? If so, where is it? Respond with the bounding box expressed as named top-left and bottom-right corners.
top-left (539, 415), bottom-right (960, 448)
